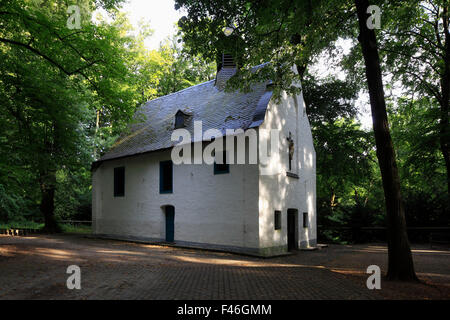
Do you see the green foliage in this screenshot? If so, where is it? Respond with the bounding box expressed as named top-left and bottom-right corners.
top-left (0, 0), bottom-right (448, 242)
top-left (389, 97), bottom-right (448, 225)
top-left (0, 221), bottom-right (91, 234)
top-left (0, 0), bottom-right (216, 226)
top-left (0, 221), bottom-right (44, 229)
top-left (302, 75), bottom-right (384, 243)
top-left (0, 184), bottom-right (26, 222)
top-left (54, 167), bottom-right (92, 221)
top-left (60, 223), bottom-right (92, 234)
top-left (176, 0), bottom-right (356, 96)
top-left (157, 36), bottom-right (216, 96)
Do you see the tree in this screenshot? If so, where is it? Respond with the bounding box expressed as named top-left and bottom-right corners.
top-left (379, 0), bottom-right (450, 196)
top-left (302, 75), bottom-right (375, 212)
top-left (157, 36), bottom-right (216, 96)
top-left (175, 0), bottom-right (418, 280)
top-left (0, 1), bottom-right (218, 230)
top-left (354, 0), bottom-right (416, 280)
top-left (176, 0), bottom-right (350, 94)
top-left (0, 0), bottom-right (139, 231)
top-left (389, 97), bottom-right (448, 227)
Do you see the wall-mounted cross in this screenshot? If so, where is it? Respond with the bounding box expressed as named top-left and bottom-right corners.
top-left (287, 132), bottom-right (295, 171)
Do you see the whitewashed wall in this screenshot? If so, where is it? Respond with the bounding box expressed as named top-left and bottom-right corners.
top-left (92, 142), bottom-right (260, 252)
top-left (258, 88), bottom-right (317, 254)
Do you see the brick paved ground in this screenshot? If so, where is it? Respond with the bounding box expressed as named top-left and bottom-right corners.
top-left (0, 234), bottom-right (448, 300)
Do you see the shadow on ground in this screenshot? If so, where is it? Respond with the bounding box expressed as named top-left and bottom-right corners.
top-left (0, 234), bottom-right (448, 299)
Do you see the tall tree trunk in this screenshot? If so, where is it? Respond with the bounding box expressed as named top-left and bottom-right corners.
top-left (355, 0), bottom-right (417, 281)
top-left (440, 3), bottom-right (450, 197)
top-left (39, 170), bottom-right (60, 233)
top-left (296, 64), bottom-right (307, 80)
top-left (93, 109), bottom-right (100, 159)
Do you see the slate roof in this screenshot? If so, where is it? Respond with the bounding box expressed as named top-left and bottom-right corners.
top-left (97, 72), bottom-right (273, 163)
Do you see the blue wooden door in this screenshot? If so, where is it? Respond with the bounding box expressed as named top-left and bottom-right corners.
top-left (165, 206), bottom-right (175, 242)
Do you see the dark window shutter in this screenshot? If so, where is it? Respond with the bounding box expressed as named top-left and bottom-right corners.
top-left (114, 167), bottom-right (125, 197)
top-left (274, 211), bottom-right (281, 230)
top-left (303, 212), bottom-right (308, 228)
top-left (160, 161), bottom-right (173, 193)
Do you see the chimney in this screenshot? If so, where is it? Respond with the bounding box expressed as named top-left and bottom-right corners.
top-left (222, 53), bottom-right (236, 68)
top-left (215, 53), bottom-right (237, 90)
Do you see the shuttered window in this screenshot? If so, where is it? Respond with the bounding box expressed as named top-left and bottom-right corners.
top-left (303, 212), bottom-right (308, 228)
top-left (114, 167), bottom-right (125, 197)
top-left (160, 161), bottom-right (173, 193)
top-left (274, 211), bottom-right (281, 230)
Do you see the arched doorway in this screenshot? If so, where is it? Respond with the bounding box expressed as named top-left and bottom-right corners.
top-left (164, 205), bottom-right (175, 242)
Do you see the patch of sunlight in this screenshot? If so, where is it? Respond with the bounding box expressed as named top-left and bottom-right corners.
top-left (411, 249), bottom-right (450, 255)
top-left (31, 248), bottom-right (80, 261)
top-left (330, 268), bottom-right (365, 275)
top-left (96, 249), bottom-right (148, 256)
top-left (416, 272), bottom-right (450, 279)
top-left (349, 246), bottom-right (450, 255)
top-left (172, 255), bottom-right (326, 269)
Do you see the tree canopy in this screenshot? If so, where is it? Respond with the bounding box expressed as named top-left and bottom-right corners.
top-left (0, 0), bottom-right (448, 282)
top-left (0, 0), bottom-right (214, 229)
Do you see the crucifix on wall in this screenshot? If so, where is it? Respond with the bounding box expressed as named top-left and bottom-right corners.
top-left (287, 132), bottom-right (295, 171)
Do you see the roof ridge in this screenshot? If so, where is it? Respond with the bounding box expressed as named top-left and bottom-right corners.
top-left (144, 80), bottom-right (215, 105)
top-left (143, 64), bottom-right (270, 106)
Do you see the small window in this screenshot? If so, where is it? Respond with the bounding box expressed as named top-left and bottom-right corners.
top-left (274, 211), bottom-right (281, 230)
top-left (303, 212), bottom-right (308, 228)
top-left (214, 151), bottom-right (229, 174)
top-left (114, 167), bottom-right (125, 197)
top-left (160, 161), bottom-right (173, 194)
top-left (174, 111), bottom-right (186, 129)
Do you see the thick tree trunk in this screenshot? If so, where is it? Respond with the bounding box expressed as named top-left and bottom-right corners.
top-left (355, 0), bottom-right (417, 281)
top-left (296, 64), bottom-right (307, 80)
top-left (39, 170), bottom-right (60, 233)
top-left (440, 86), bottom-right (450, 198)
top-left (440, 4), bottom-right (450, 197)
top-left (93, 109), bottom-right (100, 159)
